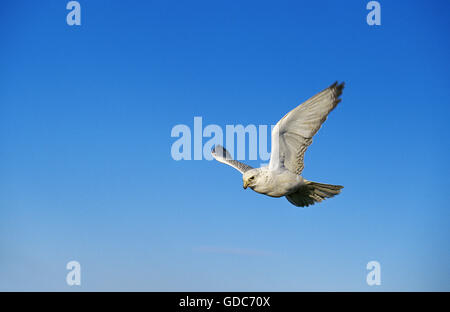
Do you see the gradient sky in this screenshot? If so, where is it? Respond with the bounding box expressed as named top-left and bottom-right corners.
top-left (0, 0), bottom-right (449, 291)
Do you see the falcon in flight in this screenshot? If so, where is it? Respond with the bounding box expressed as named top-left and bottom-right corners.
top-left (211, 82), bottom-right (344, 207)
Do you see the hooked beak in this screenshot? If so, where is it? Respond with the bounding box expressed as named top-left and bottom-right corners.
top-left (243, 180), bottom-right (249, 189)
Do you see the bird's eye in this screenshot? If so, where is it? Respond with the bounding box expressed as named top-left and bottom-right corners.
top-left (249, 176), bottom-right (255, 180)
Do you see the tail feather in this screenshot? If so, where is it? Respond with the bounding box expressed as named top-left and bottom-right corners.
top-left (286, 180), bottom-right (343, 207)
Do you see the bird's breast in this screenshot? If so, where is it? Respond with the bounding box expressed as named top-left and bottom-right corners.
top-left (251, 172), bottom-right (303, 197)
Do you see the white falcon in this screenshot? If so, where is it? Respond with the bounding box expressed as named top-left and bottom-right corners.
top-left (211, 82), bottom-right (344, 207)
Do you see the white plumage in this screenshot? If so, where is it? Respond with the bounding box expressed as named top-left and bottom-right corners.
top-left (212, 82), bottom-right (344, 207)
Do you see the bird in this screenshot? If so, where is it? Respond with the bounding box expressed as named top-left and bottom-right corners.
top-left (211, 82), bottom-right (344, 207)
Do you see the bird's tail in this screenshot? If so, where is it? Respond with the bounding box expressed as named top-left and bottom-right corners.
top-left (285, 180), bottom-right (343, 207)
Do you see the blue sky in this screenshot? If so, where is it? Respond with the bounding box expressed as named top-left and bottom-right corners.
top-left (0, 0), bottom-right (449, 291)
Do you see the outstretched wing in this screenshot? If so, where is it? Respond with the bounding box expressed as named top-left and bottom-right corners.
top-left (269, 82), bottom-right (344, 175)
top-left (211, 145), bottom-right (253, 174)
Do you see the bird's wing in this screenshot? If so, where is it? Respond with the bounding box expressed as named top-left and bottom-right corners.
top-left (269, 82), bottom-right (344, 175)
top-left (211, 145), bottom-right (253, 174)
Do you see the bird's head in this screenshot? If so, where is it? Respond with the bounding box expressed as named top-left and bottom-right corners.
top-left (243, 169), bottom-right (260, 189)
